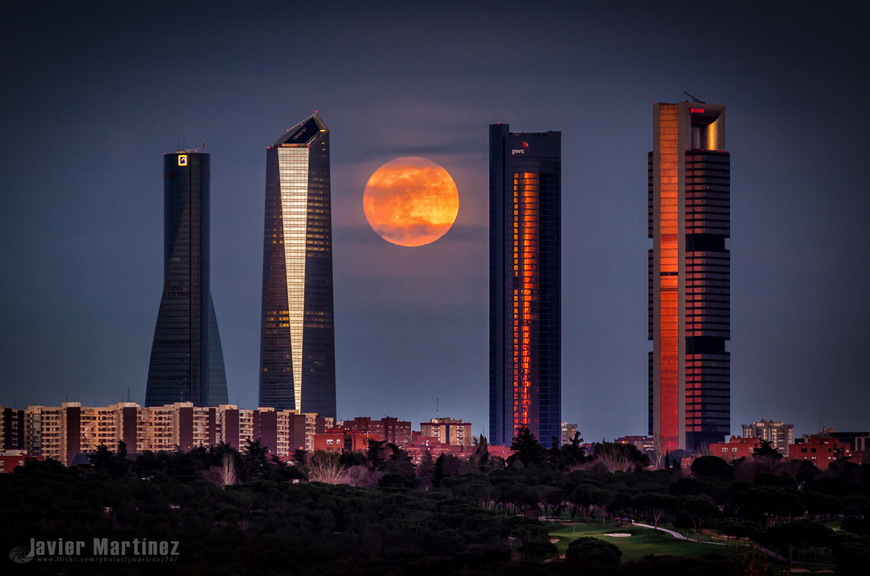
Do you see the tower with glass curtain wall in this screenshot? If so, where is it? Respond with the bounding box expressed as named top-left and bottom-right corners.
top-left (649, 102), bottom-right (730, 453)
top-left (259, 113), bottom-right (336, 419)
top-left (145, 151), bottom-right (229, 407)
top-left (489, 123), bottom-right (561, 447)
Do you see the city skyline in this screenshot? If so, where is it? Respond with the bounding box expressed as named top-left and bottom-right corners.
top-left (1, 3), bottom-right (869, 442)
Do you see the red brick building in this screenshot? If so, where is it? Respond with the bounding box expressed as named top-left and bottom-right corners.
top-left (341, 417), bottom-right (411, 447)
top-left (0, 450), bottom-right (43, 473)
top-left (709, 436), bottom-right (760, 462)
top-left (789, 437), bottom-right (851, 469)
top-left (312, 428), bottom-right (381, 453)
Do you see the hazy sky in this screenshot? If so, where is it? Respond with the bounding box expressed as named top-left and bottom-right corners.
top-left (1, 1), bottom-right (868, 442)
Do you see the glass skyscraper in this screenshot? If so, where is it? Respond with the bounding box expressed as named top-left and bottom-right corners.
top-left (489, 124), bottom-right (561, 447)
top-left (145, 151), bottom-right (229, 407)
top-left (649, 102), bottom-right (730, 453)
top-left (259, 113), bottom-right (336, 419)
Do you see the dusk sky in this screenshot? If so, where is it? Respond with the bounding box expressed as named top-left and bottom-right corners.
top-left (2, 2), bottom-right (868, 443)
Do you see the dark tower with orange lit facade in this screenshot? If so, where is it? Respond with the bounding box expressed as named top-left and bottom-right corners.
top-left (490, 124), bottom-right (561, 447)
top-left (649, 102), bottom-right (730, 453)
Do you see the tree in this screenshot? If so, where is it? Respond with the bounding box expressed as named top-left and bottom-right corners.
top-left (717, 519), bottom-right (746, 550)
top-left (680, 495), bottom-right (721, 542)
top-left (790, 519), bottom-right (832, 564)
top-left (592, 488), bottom-right (614, 524)
top-left (766, 522), bottom-right (799, 564)
top-left (220, 453), bottom-right (237, 487)
top-left (635, 492), bottom-right (678, 529)
top-left (90, 444), bottom-right (114, 470)
top-left (417, 450), bottom-right (436, 489)
top-left (589, 442), bottom-right (651, 472)
top-left (565, 537), bottom-right (622, 569)
top-left (569, 484), bottom-right (599, 522)
top-left (558, 431), bottom-right (586, 469)
top-left (89, 443), bottom-right (129, 477)
top-left (469, 434), bottom-right (490, 470)
top-left (434, 453), bottom-right (446, 488)
top-left (828, 531), bottom-right (870, 576)
top-left (545, 487), bottom-right (568, 519)
top-left (306, 450), bottom-right (347, 484)
top-left (752, 440), bottom-right (783, 460)
top-left (691, 456), bottom-right (734, 479)
top-left (338, 450), bottom-right (366, 468)
top-left (518, 538), bottom-right (557, 561)
top-left (382, 443), bottom-right (415, 484)
top-left (242, 438), bottom-right (270, 478)
top-left (507, 427), bottom-right (547, 468)
top-left (366, 438), bottom-right (386, 469)
top-left (292, 448), bottom-right (308, 466)
top-left (801, 490), bottom-right (840, 521)
top-left (607, 492), bottom-right (634, 519)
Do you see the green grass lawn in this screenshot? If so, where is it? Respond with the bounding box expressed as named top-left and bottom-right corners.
top-left (546, 522), bottom-right (739, 562)
top-left (545, 522), bottom-right (838, 573)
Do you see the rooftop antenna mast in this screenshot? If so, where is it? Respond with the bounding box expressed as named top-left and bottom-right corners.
top-left (684, 91), bottom-right (705, 103)
top-left (436, 397), bottom-right (439, 419)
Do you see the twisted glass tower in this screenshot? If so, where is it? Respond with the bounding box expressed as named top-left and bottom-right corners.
top-left (145, 151), bottom-right (228, 407)
top-left (259, 113), bottom-right (336, 418)
top-left (649, 102), bottom-right (730, 453)
top-left (489, 124), bottom-right (561, 447)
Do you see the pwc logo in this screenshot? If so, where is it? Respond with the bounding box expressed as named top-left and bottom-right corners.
top-left (690, 107), bottom-right (705, 114)
top-left (178, 155), bottom-right (188, 167)
top-left (511, 142), bottom-right (530, 155)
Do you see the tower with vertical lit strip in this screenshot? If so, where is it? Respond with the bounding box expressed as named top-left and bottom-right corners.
top-left (145, 151), bottom-right (229, 407)
top-left (259, 113), bottom-right (336, 419)
top-left (490, 124), bottom-right (561, 447)
top-left (649, 102), bottom-right (730, 453)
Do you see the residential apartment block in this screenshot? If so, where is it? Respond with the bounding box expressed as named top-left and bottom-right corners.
top-left (742, 420), bottom-right (794, 455)
top-left (709, 436), bottom-right (761, 462)
top-left (0, 403), bottom-right (330, 465)
top-left (340, 417), bottom-right (411, 447)
top-left (420, 418), bottom-right (472, 447)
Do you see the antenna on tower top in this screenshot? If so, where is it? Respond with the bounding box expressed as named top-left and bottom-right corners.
top-left (684, 91), bottom-right (705, 103)
top-left (436, 397), bottom-right (439, 419)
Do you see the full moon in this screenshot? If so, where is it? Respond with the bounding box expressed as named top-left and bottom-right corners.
top-left (363, 157), bottom-right (459, 247)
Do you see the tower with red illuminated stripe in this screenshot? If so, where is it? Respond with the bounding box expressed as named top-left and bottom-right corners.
top-left (490, 124), bottom-right (561, 447)
top-left (649, 102), bottom-right (730, 453)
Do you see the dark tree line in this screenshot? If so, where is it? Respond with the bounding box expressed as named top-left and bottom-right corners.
top-left (2, 428), bottom-right (869, 574)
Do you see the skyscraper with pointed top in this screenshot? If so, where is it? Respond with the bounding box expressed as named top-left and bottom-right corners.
top-left (258, 113), bottom-right (336, 418)
top-left (145, 150), bottom-right (229, 407)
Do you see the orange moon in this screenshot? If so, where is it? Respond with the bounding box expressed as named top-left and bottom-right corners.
top-left (363, 157), bottom-right (459, 247)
